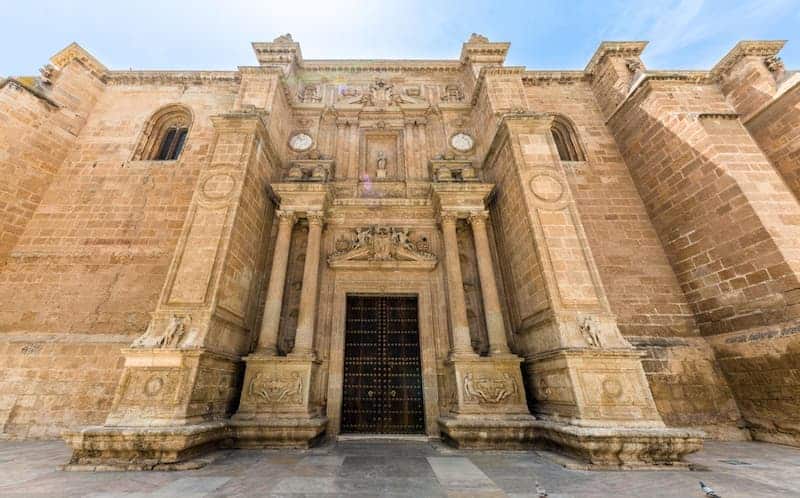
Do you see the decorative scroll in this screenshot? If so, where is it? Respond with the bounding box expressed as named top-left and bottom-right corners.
top-left (463, 372), bottom-right (518, 404)
top-left (328, 226), bottom-right (437, 269)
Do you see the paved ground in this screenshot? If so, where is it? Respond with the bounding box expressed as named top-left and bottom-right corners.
top-left (0, 438), bottom-right (798, 497)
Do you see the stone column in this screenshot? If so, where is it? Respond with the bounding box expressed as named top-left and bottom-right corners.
top-left (291, 211), bottom-right (324, 357)
top-left (468, 210), bottom-right (511, 355)
top-left (440, 212), bottom-right (476, 357)
top-left (256, 210), bottom-right (296, 354)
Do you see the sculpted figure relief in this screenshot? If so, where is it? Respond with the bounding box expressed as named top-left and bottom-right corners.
top-left (338, 78), bottom-right (427, 107)
top-left (579, 315), bottom-right (602, 348)
top-left (463, 372), bottom-right (517, 404)
top-left (249, 371), bottom-right (304, 404)
top-left (132, 314), bottom-right (192, 349)
top-left (328, 226), bottom-right (436, 264)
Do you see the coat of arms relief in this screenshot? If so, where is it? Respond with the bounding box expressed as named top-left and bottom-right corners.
top-left (327, 226), bottom-right (436, 269)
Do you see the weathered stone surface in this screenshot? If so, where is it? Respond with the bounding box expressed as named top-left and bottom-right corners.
top-left (1, 34), bottom-right (799, 469)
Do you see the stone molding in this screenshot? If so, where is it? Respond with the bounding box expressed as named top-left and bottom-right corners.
top-left (584, 41), bottom-right (648, 75)
top-left (49, 42), bottom-right (108, 79)
top-left (710, 40), bottom-right (786, 79)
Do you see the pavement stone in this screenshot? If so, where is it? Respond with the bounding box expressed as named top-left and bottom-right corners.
top-left (0, 439), bottom-right (798, 497)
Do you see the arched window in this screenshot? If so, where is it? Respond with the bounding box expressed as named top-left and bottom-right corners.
top-left (132, 105), bottom-right (192, 161)
top-left (551, 116), bottom-right (585, 162)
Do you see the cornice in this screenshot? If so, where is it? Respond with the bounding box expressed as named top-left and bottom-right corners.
top-left (605, 72), bottom-right (714, 124)
top-left (522, 71), bottom-right (589, 86)
top-left (469, 66), bottom-right (526, 106)
top-left (584, 41), bottom-right (648, 75)
top-left (107, 70), bottom-right (241, 85)
top-left (299, 59), bottom-right (463, 73)
top-left (710, 40), bottom-right (786, 79)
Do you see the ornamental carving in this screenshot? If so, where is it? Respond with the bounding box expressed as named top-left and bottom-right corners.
top-left (131, 314), bottom-right (192, 349)
top-left (249, 372), bottom-right (304, 404)
top-left (579, 315), bottom-right (602, 348)
top-left (338, 78), bottom-right (427, 108)
top-left (298, 84), bottom-right (322, 103)
top-left (463, 372), bottom-right (518, 404)
top-left (328, 226), bottom-right (436, 269)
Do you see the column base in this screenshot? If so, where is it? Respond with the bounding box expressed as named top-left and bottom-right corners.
top-left (230, 416), bottom-right (328, 448)
top-left (230, 353), bottom-right (327, 448)
top-left (63, 421), bottom-right (230, 471)
top-left (438, 415), bottom-right (537, 449)
top-left (440, 354), bottom-right (537, 449)
top-left (532, 418), bottom-right (705, 469)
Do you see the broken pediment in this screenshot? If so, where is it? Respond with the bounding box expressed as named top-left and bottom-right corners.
top-left (327, 226), bottom-right (437, 270)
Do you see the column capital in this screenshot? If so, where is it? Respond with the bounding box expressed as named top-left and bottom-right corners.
top-left (439, 211), bottom-right (460, 225)
top-left (467, 210), bottom-right (490, 225)
top-left (306, 211), bottom-right (325, 226)
top-left (277, 210), bottom-right (297, 225)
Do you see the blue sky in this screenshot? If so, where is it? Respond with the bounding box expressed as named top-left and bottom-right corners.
top-left (2, 0), bottom-right (799, 76)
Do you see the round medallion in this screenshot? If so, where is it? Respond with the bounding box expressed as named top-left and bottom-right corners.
top-left (450, 132), bottom-right (475, 152)
top-left (201, 173), bottom-right (236, 200)
top-left (144, 376), bottom-right (164, 397)
top-left (602, 378), bottom-right (623, 398)
top-left (289, 133), bottom-right (313, 152)
top-left (529, 173), bottom-right (564, 202)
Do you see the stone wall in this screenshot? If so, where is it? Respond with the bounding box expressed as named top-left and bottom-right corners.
top-left (523, 79), bottom-right (742, 435)
top-left (0, 75), bottom-right (240, 438)
top-left (591, 47), bottom-right (800, 443)
top-left (0, 62), bottom-right (104, 263)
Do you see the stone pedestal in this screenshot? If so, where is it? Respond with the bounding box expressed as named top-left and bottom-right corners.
top-left (64, 349), bottom-right (239, 469)
top-left (231, 355), bottom-right (327, 448)
top-left (526, 348), bottom-right (704, 467)
top-left (438, 355), bottom-right (536, 449)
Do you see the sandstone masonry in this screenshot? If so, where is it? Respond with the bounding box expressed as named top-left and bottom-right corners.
top-left (0, 34), bottom-right (797, 467)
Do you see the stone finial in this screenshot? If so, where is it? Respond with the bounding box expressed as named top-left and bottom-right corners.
top-left (468, 33), bottom-right (490, 43)
top-left (252, 35), bottom-right (304, 68)
top-left (584, 41), bottom-right (647, 75)
top-left (460, 33), bottom-right (510, 70)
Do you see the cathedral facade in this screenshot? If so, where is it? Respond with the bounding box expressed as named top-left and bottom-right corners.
top-left (1, 34), bottom-right (799, 469)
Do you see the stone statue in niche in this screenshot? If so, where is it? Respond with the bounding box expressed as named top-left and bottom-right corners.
top-left (376, 151), bottom-right (388, 179)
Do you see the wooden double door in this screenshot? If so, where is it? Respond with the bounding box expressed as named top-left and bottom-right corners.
top-left (341, 295), bottom-right (425, 434)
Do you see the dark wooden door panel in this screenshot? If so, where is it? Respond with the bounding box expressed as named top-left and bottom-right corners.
top-left (341, 295), bottom-right (424, 434)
